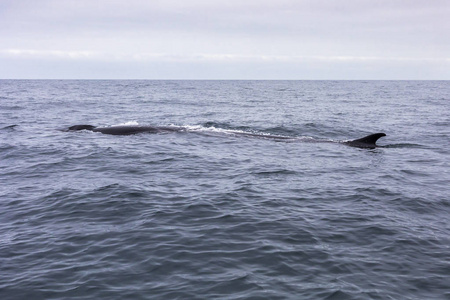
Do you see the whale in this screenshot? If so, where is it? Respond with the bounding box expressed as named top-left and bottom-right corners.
top-left (66, 124), bottom-right (386, 149)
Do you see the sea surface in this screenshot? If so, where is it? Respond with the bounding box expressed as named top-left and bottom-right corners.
top-left (0, 80), bottom-right (449, 299)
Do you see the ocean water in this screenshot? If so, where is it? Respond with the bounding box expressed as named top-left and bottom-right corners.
top-left (0, 80), bottom-right (449, 299)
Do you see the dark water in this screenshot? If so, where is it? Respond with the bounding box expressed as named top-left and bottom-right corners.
top-left (1, 80), bottom-right (449, 299)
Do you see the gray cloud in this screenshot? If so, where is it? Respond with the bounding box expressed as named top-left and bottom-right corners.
top-left (0, 0), bottom-right (448, 79)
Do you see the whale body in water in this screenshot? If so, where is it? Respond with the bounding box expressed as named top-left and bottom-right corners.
top-left (66, 124), bottom-right (386, 149)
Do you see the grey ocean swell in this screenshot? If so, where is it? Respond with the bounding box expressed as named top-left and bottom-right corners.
top-left (0, 80), bottom-right (449, 299)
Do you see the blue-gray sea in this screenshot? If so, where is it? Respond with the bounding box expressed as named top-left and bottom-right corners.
top-left (0, 80), bottom-right (449, 299)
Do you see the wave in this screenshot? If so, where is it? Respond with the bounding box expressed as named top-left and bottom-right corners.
top-left (381, 143), bottom-right (426, 149)
top-left (1, 124), bottom-right (19, 130)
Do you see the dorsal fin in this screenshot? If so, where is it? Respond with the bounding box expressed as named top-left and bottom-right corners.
top-left (345, 133), bottom-right (386, 149)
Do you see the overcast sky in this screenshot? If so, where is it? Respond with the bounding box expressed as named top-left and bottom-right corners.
top-left (0, 0), bottom-right (448, 79)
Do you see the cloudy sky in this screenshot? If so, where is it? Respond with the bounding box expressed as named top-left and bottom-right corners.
top-left (0, 0), bottom-right (448, 79)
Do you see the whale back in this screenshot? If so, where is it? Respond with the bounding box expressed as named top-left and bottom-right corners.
top-left (68, 124), bottom-right (96, 131)
top-left (67, 124), bottom-right (175, 135)
top-left (94, 126), bottom-right (160, 135)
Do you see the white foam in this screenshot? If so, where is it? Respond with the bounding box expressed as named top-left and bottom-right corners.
top-left (181, 125), bottom-right (301, 141)
top-left (182, 125), bottom-right (245, 135)
top-left (112, 121), bottom-right (140, 127)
